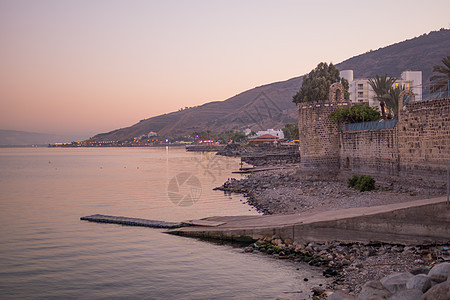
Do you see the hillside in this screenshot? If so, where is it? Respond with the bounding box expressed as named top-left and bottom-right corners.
top-left (89, 29), bottom-right (450, 141)
top-left (337, 28), bottom-right (450, 80)
top-left (0, 130), bottom-right (87, 146)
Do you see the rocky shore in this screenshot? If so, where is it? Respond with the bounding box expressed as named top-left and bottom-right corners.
top-left (214, 163), bottom-right (448, 298)
top-left (243, 235), bottom-right (449, 299)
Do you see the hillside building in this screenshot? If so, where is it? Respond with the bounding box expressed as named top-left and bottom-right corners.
top-left (340, 70), bottom-right (422, 107)
top-left (251, 129), bottom-right (284, 139)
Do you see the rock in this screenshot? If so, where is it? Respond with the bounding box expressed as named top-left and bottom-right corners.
top-left (312, 286), bottom-right (326, 295)
top-left (323, 268), bottom-right (338, 277)
top-left (410, 267), bottom-right (430, 275)
top-left (358, 280), bottom-right (392, 299)
top-left (407, 274), bottom-right (432, 293)
top-left (272, 238), bottom-right (283, 246)
top-left (243, 246), bottom-right (253, 253)
top-left (327, 290), bottom-right (356, 299)
top-left (420, 280), bottom-right (450, 300)
top-left (428, 262), bottom-right (450, 283)
top-left (388, 288), bottom-right (422, 300)
top-left (342, 259), bottom-right (351, 266)
top-left (380, 272), bottom-right (414, 294)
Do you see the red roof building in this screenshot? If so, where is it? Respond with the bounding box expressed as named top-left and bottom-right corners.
top-left (248, 134), bottom-right (280, 144)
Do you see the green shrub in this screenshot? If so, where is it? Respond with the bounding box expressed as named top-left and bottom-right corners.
top-left (348, 175), bottom-right (376, 192)
top-left (348, 175), bottom-right (358, 188)
top-left (329, 103), bottom-right (381, 124)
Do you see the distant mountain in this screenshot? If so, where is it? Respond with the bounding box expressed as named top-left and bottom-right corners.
top-left (0, 130), bottom-right (87, 146)
top-left (90, 29), bottom-right (450, 141)
top-left (336, 28), bottom-right (450, 81)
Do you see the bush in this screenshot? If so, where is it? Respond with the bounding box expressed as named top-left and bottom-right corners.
top-left (329, 103), bottom-right (381, 124)
top-left (348, 175), bottom-right (376, 192)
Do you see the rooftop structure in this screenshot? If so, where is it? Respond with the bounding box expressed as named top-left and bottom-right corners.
top-left (248, 134), bottom-right (280, 144)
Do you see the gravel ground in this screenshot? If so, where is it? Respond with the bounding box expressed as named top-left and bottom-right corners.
top-left (232, 167), bottom-right (445, 215)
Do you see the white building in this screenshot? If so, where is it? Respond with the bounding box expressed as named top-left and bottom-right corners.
top-left (253, 129), bottom-right (284, 139)
top-left (340, 70), bottom-right (422, 108)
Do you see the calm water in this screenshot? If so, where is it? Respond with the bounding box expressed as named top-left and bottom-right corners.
top-left (0, 147), bottom-right (324, 299)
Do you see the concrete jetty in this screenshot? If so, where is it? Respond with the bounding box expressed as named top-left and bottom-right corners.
top-left (80, 214), bottom-right (184, 229)
top-left (168, 196), bottom-right (450, 245)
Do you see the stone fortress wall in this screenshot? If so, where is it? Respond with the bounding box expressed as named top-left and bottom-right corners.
top-left (297, 83), bottom-right (450, 178)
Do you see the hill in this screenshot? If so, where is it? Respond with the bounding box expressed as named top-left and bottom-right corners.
top-left (0, 130), bottom-right (87, 146)
top-left (337, 28), bottom-right (450, 80)
top-left (89, 29), bottom-right (450, 141)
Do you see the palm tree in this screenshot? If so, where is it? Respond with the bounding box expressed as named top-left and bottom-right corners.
top-left (368, 74), bottom-right (396, 119)
top-left (384, 85), bottom-right (405, 117)
top-left (430, 55), bottom-right (450, 95)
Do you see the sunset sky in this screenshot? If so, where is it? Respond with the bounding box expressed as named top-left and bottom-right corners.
top-left (1, 0), bottom-right (449, 138)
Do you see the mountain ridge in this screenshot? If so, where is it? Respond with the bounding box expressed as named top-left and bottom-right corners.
top-left (89, 28), bottom-right (450, 141)
top-left (0, 129), bottom-right (89, 146)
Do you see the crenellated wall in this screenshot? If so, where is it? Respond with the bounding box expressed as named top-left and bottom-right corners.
top-left (298, 101), bottom-right (350, 170)
top-left (297, 82), bottom-right (351, 171)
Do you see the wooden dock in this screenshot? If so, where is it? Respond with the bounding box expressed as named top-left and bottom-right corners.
top-left (80, 214), bottom-right (184, 229)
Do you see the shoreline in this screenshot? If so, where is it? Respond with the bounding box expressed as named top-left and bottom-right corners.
top-left (213, 161), bottom-right (449, 297)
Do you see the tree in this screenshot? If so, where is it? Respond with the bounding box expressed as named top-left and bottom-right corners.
top-left (293, 62), bottom-right (350, 103)
top-left (231, 131), bottom-right (247, 143)
top-left (216, 130), bottom-right (247, 143)
top-left (368, 74), bottom-right (396, 119)
top-left (384, 85), bottom-right (405, 117)
top-left (192, 130), bottom-right (215, 141)
top-left (430, 55), bottom-right (450, 94)
top-left (282, 123), bottom-right (299, 139)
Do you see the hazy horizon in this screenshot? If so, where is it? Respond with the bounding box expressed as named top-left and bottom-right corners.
top-left (1, 0), bottom-right (449, 136)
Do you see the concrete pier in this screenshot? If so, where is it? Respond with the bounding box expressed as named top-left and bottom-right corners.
top-left (168, 196), bottom-right (450, 245)
top-left (81, 214), bottom-right (184, 229)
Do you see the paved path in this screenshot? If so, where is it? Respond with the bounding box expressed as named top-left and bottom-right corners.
top-left (178, 196), bottom-right (448, 231)
top-left (171, 196), bottom-right (449, 245)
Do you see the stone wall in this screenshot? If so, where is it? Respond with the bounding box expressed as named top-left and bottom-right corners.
top-left (397, 98), bottom-right (450, 177)
top-left (298, 101), bottom-right (350, 171)
top-left (340, 128), bottom-right (399, 175)
top-left (297, 87), bottom-right (449, 178)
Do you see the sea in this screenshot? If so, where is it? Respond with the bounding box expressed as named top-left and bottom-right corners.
top-left (0, 147), bottom-right (325, 299)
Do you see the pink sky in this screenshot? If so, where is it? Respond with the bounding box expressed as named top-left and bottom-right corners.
top-left (1, 0), bottom-right (448, 138)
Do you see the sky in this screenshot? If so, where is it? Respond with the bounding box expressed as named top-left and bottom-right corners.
top-left (1, 0), bottom-right (449, 138)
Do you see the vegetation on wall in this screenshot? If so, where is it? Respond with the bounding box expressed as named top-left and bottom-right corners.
top-left (292, 62), bottom-right (350, 103)
top-left (329, 104), bottom-right (381, 124)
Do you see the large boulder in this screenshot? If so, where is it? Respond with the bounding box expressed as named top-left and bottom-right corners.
top-left (420, 280), bottom-right (450, 300)
top-left (388, 289), bottom-right (422, 300)
top-left (428, 262), bottom-right (450, 283)
top-left (327, 290), bottom-right (355, 299)
top-left (407, 274), bottom-right (432, 293)
top-left (380, 272), bottom-right (414, 294)
top-left (358, 280), bottom-right (392, 299)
